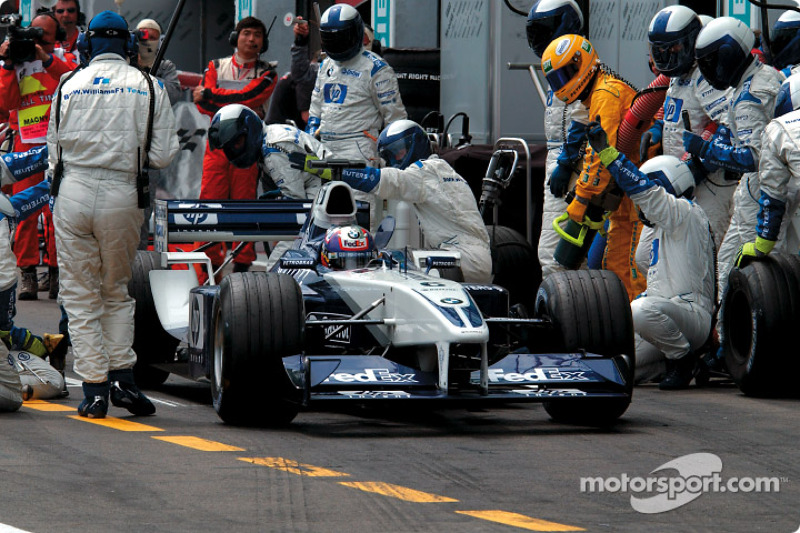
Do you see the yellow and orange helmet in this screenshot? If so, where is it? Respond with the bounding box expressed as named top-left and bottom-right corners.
top-left (541, 34), bottom-right (599, 104)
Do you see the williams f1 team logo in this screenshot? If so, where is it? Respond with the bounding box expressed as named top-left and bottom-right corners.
top-left (323, 83), bottom-right (348, 104)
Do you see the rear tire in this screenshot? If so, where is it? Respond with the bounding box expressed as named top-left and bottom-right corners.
top-left (534, 270), bottom-right (634, 425)
top-left (721, 254), bottom-right (800, 396)
top-left (129, 251), bottom-right (176, 388)
top-left (487, 225), bottom-right (539, 310)
top-left (211, 272), bottom-right (304, 425)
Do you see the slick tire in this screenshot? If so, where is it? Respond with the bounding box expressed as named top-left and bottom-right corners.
top-left (534, 269), bottom-right (635, 426)
top-left (487, 225), bottom-right (539, 310)
top-left (721, 253), bottom-right (800, 396)
top-left (129, 251), bottom-right (176, 388)
top-left (211, 272), bottom-right (304, 426)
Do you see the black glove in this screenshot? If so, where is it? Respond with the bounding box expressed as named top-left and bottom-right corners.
top-left (686, 158), bottom-right (707, 185)
top-left (549, 162), bottom-right (573, 197)
top-left (586, 119), bottom-right (610, 154)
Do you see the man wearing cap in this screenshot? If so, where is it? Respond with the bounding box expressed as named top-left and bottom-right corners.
top-left (135, 18), bottom-right (181, 105)
top-left (48, 11), bottom-right (179, 419)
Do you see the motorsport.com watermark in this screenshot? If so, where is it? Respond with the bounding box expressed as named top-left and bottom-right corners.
top-left (579, 453), bottom-right (783, 513)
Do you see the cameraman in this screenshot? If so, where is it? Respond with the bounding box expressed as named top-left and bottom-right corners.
top-left (0, 12), bottom-right (78, 301)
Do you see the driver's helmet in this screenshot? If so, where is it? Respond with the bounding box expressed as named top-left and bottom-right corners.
top-left (695, 17), bottom-right (755, 90)
top-left (647, 5), bottom-right (702, 77)
top-left (208, 104), bottom-right (263, 168)
top-left (526, 0), bottom-right (583, 58)
top-left (321, 225), bottom-right (377, 270)
top-left (378, 119), bottom-right (431, 169)
top-left (770, 10), bottom-right (800, 71)
top-left (319, 4), bottom-right (364, 61)
top-left (639, 155), bottom-right (695, 199)
top-left (541, 34), bottom-right (599, 104)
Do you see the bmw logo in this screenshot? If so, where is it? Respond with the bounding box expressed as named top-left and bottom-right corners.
top-left (440, 298), bottom-right (463, 304)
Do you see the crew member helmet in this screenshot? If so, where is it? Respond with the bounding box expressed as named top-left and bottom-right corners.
top-left (541, 34), bottom-right (599, 104)
top-left (695, 17), bottom-right (755, 90)
top-left (321, 225), bottom-right (377, 270)
top-left (648, 5), bottom-right (702, 77)
top-left (770, 10), bottom-right (800, 71)
top-left (639, 155), bottom-right (695, 199)
top-left (207, 104), bottom-right (263, 169)
top-left (526, 0), bottom-right (583, 58)
top-left (378, 120), bottom-right (432, 170)
top-left (774, 72), bottom-right (800, 117)
top-left (319, 4), bottom-right (364, 61)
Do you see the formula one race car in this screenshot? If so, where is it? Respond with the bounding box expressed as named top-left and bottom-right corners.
top-left (132, 176), bottom-right (635, 427)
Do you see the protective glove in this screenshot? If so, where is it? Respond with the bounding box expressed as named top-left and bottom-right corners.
top-left (647, 119), bottom-right (663, 146)
top-left (586, 119), bottom-right (610, 153)
top-left (735, 236), bottom-right (776, 268)
top-left (548, 162), bottom-right (573, 197)
top-left (686, 158), bottom-right (708, 185)
top-left (682, 130), bottom-right (710, 159)
top-left (287, 152), bottom-right (332, 180)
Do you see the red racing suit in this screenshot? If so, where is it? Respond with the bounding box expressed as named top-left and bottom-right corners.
top-left (196, 55), bottom-right (276, 269)
top-left (0, 49), bottom-right (78, 269)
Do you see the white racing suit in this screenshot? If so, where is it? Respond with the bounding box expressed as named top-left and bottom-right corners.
top-left (47, 53), bottom-right (179, 384)
top-left (307, 49), bottom-right (407, 230)
top-left (661, 67), bottom-right (735, 251)
top-left (605, 154), bottom-right (715, 384)
top-left (9, 350), bottom-right (64, 399)
top-left (700, 61), bottom-right (782, 299)
top-left (0, 342), bottom-right (21, 411)
top-left (342, 155), bottom-right (492, 283)
top-left (540, 91), bottom-right (588, 277)
top-left (262, 123), bottom-right (329, 268)
top-left (755, 110), bottom-right (800, 251)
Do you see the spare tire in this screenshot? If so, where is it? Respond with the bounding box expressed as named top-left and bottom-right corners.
top-left (487, 224), bottom-right (540, 310)
top-left (129, 251), bottom-right (177, 388)
top-left (534, 269), bottom-right (635, 425)
top-left (721, 253), bottom-right (800, 396)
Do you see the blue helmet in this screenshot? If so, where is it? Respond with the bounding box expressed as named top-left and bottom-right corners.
top-left (208, 104), bottom-right (263, 169)
top-left (378, 120), bottom-right (431, 170)
top-left (86, 11), bottom-right (134, 60)
top-left (695, 17), bottom-right (755, 90)
top-left (775, 72), bottom-right (800, 117)
top-left (319, 4), bottom-right (364, 62)
top-left (648, 5), bottom-right (702, 77)
top-left (770, 10), bottom-right (800, 71)
top-left (526, 0), bottom-right (583, 58)
top-left (639, 155), bottom-right (695, 199)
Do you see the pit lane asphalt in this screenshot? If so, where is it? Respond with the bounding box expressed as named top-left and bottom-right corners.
top-left (1, 288), bottom-right (798, 533)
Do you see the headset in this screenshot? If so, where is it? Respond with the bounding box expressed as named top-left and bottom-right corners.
top-left (228, 15), bottom-right (277, 55)
top-left (34, 9), bottom-right (68, 43)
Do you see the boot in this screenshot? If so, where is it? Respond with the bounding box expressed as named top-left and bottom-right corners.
top-left (109, 369), bottom-right (155, 416)
top-left (659, 354), bottom-right (697, 390)
top-left (18, 267), bottom-right (37, 301)
top-left (37, 270), bottom-right (49, 292)
top-left (77, 381), bottom-right (109, 419)
top-left (48, 267), bottom-right (59, 300)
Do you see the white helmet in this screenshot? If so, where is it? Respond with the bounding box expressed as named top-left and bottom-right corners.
top-left (648, 5), bottom-right (702, 77)
top-left (698, 15), bottom-right (714, 27)
top-left (775, 72), bottom-right (800, 117)
top-left (695, 17), bottom-right (755, 90)
top-left (639, 155), bottom-right (695, 199)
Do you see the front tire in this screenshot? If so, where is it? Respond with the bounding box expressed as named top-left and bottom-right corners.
top-left (211, 272), bottom-right (304, 425)
top-left (534, 270), bottom-right (634, 425)
top-left (487, 224), bottom-right (539, 310)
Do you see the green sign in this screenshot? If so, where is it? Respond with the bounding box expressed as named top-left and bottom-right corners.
top-left (728, 0), bottom-right (751, 26)
top-left (373, 0), bottom-right (391, 47)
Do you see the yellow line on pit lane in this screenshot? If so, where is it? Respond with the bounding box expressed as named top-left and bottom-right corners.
top-left (338, 481), bottom-right (458, 503)
top-left (67, 415), bottom-right (164, 432)
top-left (23, 400), bottom-right (75, 412)
top-left (456, 510), bottom-right (585, 531)
top-left (153, 435), bottom-right (245, 451)
top-left (239, 457), bottom-right (350, 477)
